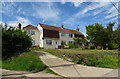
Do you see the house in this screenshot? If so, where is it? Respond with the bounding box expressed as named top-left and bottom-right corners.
top-left (23, 23), bottom-right (84, 49)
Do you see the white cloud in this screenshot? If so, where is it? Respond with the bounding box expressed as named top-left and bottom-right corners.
top-left (72, 0), bottom-right (88, 7)
top-left (73, 2), bottom-right (82, 7)
top-left (32, 2), bottom-right (60, 22)
top-left (81, 2), bottom-right (110, 14)
top-left (7, 16), bottom-right (31, 28)
top-left (61, 0), bottom-right (66, 4)
top-left (105, 3), bottom-right (118, 19)
top-left (111, 16), bottom-right (118, 21)
top-left (105, 13), bottom-right (118, 19)
top-left (2, 2), bottom-right (15, 16)
top-left (93, 9), bottom-right (103, 15)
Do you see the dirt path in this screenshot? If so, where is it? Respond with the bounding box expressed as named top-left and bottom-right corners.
top-left (34, 51), bottom-right (118, 77)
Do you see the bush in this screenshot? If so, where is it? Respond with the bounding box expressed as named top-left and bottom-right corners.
top-left (68, 43), bottom-right (74, 48)
top-left (90, 46), bottom-right (95, 49)
top-left (112, 43), bottom-right (118, 49)
top-left (97, 46), bottom-right (101, 50)
top-left (2, 52), bottom-right (47, 72)
top-left (2, 25), bottom-right (32, 58)
top-left (68, 42), bottom-right (78, 48)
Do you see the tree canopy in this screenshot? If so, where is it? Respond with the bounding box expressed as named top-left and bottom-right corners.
top-left (1, 24), bottom-right (32, 59)
top-left (86, 23), bottom-right (119, 49)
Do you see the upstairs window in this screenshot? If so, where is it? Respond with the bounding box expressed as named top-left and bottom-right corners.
top-left (46, 40), bottom-right (52, 45)
top-left (28, 30), bottom-right (35, 35)
top-left (28, 30), bottom-right (31, 35)
top-left (31, 31), bottom-right (35, 35)
top-left (69, 34), bottom-right (73, 38)
top-left (61, 41), bottom-right (66, 45)
top-left (61, 33), bottom-right (65, 37)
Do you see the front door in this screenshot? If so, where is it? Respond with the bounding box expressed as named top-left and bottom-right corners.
top-left (55, 41), bottom-right (58, 49)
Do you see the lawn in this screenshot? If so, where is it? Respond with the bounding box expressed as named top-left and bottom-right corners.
top-left (32, 48), bottom-right (119, 69)
top-left (2, 51), bottom-right (47, 72)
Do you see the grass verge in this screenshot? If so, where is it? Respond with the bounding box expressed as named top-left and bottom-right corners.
top-left (2, 51), bottom-right (47, 72)
top-left (31, 48), bottom-right (119, 69)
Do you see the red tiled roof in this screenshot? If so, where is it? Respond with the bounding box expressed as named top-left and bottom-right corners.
top-left (23, 25), bottom-right (38, 30)
top-left (39, 23), bottom-right (84, 35)
top-left (23, 24), bottom-right (84, 36)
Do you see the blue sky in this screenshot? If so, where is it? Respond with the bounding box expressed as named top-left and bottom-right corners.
top-left (1, 1), bottom-right (119, 36)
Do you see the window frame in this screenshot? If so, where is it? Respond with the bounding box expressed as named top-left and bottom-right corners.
top-left (69, 34), bottom-right (73, 38)
top-left (61, 33), bottom-right (65, 37)
top-left (61, 41), bottom-right (66, 46)
top-left (31, 31), bottom-right (35, 35)
top-left (46, 40), bottom-right (52, 45)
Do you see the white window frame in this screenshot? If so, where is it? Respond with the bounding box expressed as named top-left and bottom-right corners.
top-left (61, 41), bottom-right (66, 45)
top-left (69, 34), bottom-right (73, 38)
top-left (32, 40), bottom-right (35, 45)
top-left (61, 33), bottom-right (65, 37)
top-left (46, 40), bottom-right (52, 45)
top-left (31, 31), bottom-right (35, 35)
top-left (28, 30), bottom-right (35, 35)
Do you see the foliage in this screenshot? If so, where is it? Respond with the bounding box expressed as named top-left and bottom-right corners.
top-left (73, 38), bottom-right (83, 47)
top-left (34, 48), bottom-right (119, 69)
top-left (86, 22), bottom-right (119, 50)
top-left (2, 52), bottom-right (47, 72)
top-left (68, 38), bottom-right (85, 48)
top-left (2, 24), bottom-right (32, 58)
top-left (68, 42), bottom-right (77, 48)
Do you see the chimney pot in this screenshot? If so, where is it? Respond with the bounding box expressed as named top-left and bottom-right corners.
top-left (18, 23), bottom-right (21, 30)
top-left (76, 27), bottom-right (79, 31)
top-left (61, 24), bottom-right (63, 28)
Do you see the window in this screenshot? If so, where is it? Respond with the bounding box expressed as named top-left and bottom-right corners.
top-left (32, 40), bottom-right (35, 45)
top-left (28, 30), bottom-right (35, 35)
top-left (28, 31), bottom-right (31, 35)
top-left (61, 33), bottom-right (65, 37)
top-left (31, 31), bottom-right (35, 35)
top-left (69, 34), bottom-right (73, 38)
top-left (61, 41), bottom-right (66, 45)
top-left (46, 40), bottom-right (52, 45)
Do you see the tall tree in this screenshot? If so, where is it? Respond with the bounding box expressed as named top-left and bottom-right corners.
top-left (86, 23), bottom-right (111, 49)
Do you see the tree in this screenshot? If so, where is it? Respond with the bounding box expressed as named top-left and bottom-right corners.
top-left (86, 23), bottom-right (107, 49)
top-left (2, 24), bottom-right (32, 59)
top-left (106, 22), bottom-right (115, 49)
top-left (73, 38), bottom-right (83, 48)
top-left (86, 22), bottom-right (118, 50)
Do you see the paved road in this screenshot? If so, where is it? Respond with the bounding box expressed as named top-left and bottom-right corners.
top-left (34, 51), bottom-right (118, 77)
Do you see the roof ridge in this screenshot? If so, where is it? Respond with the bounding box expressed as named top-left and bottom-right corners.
top-left (39, 23), bottom-right (78, 31)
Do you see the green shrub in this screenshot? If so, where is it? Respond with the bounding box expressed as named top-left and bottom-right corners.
top-left (112, 43), bottom-right (118, 49)
top-left (97, 46), bottom-right (101, 50)
top-left (68, 43), bottom-right (74, 48)
top-left (2, 25), bottom-right (32, 59)
top-left (90, 46), bottom-right (95, 49)
top-left (2, 52), bottom-right (47, 72)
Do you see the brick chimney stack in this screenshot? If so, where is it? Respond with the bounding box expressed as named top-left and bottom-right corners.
top-left (18, 23), bottom-right (21, 30)
top-left (76, 27), bottom-right (79, 31)
top-left (61, 24), bottom-right (63, 28)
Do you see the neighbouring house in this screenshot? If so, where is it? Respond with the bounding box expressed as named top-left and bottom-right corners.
top-left (22, 23), bottom-right (84, 49)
